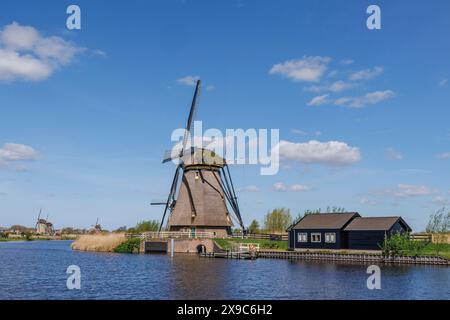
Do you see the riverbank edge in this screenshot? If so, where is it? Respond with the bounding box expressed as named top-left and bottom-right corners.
top-left (69, 236), bottom-right (450, 266)
top-left (257, 250), bottom-right (450, 265)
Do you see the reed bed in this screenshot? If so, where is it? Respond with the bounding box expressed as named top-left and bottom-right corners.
top-left (71, 233), bottom-right (126, 252)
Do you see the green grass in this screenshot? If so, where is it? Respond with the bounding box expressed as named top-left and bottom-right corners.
top-left (214, 238), bottom-right (288, 250)
top-left (113, 237), bottom-right (141, 253)
top-left (417, 243), bottom-right (450, 259)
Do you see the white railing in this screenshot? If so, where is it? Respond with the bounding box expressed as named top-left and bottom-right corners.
top-left (230, 233), bottom-right (288, 241)
top-left (140, 231), bottom-right (215, 240)
top-left (232, 242), bottom-right (260, 253)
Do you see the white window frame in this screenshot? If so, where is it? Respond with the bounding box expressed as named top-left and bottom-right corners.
top-left (325, 233), bottom-right (336, 243)
top-left (311, 233), bottom-right (321, 243)
top-left (297, 232), bottom-right (308, 243)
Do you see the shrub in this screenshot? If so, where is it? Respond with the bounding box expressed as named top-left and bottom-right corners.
top-left (114, 237), bottom-right (141, 253)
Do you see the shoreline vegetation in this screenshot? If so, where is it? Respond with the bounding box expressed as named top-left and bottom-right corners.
top-left (71, 233), bottom-right (126, 252)
top-left (0, 235), bottom-right (78, 242)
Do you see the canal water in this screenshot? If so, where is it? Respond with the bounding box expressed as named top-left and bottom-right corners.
top-left (0, 241), bottom-right (448, 300)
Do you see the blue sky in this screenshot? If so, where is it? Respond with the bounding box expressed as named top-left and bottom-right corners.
top-left (0, 0), bottom-right (449, 231)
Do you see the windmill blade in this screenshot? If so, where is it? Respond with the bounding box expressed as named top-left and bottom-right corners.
top-left (150, 201), bottom-right (168, 206)
top-left (180, 80), bottom-right (201, 157)
top-left (162, 146), bottom-right (197, 164)
top-left (159, 165), bottom-right (182, 231)
top-left (182, 173), bottom-right (197, 217)
top-left (161, 81), bottom-right (201, 163)
top-left (35, 208), bottom-right (42, 229)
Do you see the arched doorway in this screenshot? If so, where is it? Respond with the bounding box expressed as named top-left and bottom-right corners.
top-left (196, 244), bottom-right (206, 254)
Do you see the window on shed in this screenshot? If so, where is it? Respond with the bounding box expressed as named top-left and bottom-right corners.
top-left (311, 233), bottom-right (321, 243)
top-left (325, 233), bottom-right (336, 243)
top-left (297, 233), bottom-right (307, 242)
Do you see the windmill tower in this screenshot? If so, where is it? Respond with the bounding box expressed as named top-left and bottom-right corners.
top-left (153, 80), bottom-right (244, 237)
top-left (35, 209), bottom-right (54, 236)
top-left (90, 218), bottom-right (102, 233)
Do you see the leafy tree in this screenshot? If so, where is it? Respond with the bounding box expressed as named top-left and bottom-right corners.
top-left (425, 208), bottom-right (450, 255)
top-left (426, 208), bottom-right (450, 233)
top-left (380, 232), bottom-right (428, 257)
top-left (130, 220), bottom-right (160, 234)
top-left (248, 219), bottom-right (260, 234)
top-left (10, 225), bottom-right (29, 233)
top-left (114, 226), bottom-right (127, 233)
top-left (61, 227), bottom-right (75, 234)
top-left (264, 208), bottom-right (292, 233)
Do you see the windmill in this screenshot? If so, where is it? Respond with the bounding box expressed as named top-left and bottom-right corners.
top-left (152, 80), bottom-right (244, 237)
top-left (35, 209), bottom-right (54, 235)
top-left (90, 218), bottom-right (102, 233)
top-left (35, 208), bottom-right (45, 234)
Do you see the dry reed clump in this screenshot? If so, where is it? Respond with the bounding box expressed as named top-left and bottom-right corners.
top-left (71, 233), bottom-right (126, 252)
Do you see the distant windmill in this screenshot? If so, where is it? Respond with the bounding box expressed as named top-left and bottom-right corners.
top-left (91, 218), bottom-right (102, 233)
top-left (152, 80), bottom-right (244, 237)
top-left (35, 209), bottom-right (54, 235)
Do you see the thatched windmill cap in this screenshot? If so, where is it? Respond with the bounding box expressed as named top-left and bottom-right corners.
top-left (182, 148), bottom-right (225, 168)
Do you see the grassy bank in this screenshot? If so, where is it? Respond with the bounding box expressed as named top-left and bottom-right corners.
top-left (113, 237), bottom-right (141, 253)
top-left (214, 238), bottom-right (288, 250)
top-left (71, 233), bottom-right (126, 252)
top-left (413, 243), bottom-right (450, 259)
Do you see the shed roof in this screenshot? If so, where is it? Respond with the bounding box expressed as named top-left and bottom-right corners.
top-left (291, 212), bottom-right (360, 230)
top-left (344, 217), bottom-right (411, 231)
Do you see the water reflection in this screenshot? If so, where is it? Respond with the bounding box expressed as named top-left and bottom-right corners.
top-left (0, 241), bottom-right (448, 300)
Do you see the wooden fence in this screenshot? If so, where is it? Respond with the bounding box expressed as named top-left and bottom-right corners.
top-left (410, 233), bottom-right (450, 244)
top-left (410, 233), bottom-right (432, 242)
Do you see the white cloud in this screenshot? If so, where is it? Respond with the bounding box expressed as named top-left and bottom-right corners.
top-left (273, 182), bottom-right (287, 192)
top-left (437, 152), bottom-right (450, 160)
top-left (329, 80), bottom-right (355, 92)
top-left (439, 79), bottom-right (448, 87)
top-left (307, 94), bottom-right (329, 106)
top-left (277, 140), bottom-right (361, 166)
top-left (386, 148), bottom-right (403, 160)
top-left (432, 196), bottom-right (449, 206)
top-left (239, 185), bottom-right (260, 192)
top-left (334, 90), bottom-right (394, 108)
top-left (269, 56), bottom-right (331, 82)
top-left (176, 75), bottom-right (200, 86)
top-left (290, 184), bottom-right (312, 192)
top-left (291, 129), bottom-right (307, 136)
top-left (0, 143), bottom-right (39, 166)
top-left (374, 184), bottom-right (435, 198)
top-left (360, 197), bottom-right (377, 206)
top-left (273, 182), bottom-right (312, 192)
top-left (305, 80), bottom-right (355, 94)
top-left (0, 22), bottom-right (84, 82)
top-left (349, 66), bottom-right (383, 81)
top-left (340, 59), bottom-right (354, 65)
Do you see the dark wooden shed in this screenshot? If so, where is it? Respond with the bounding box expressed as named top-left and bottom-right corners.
top-left (343, 217), bottom-right (412, 250)
top-left (287, 212), bottom-right (360, 250)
